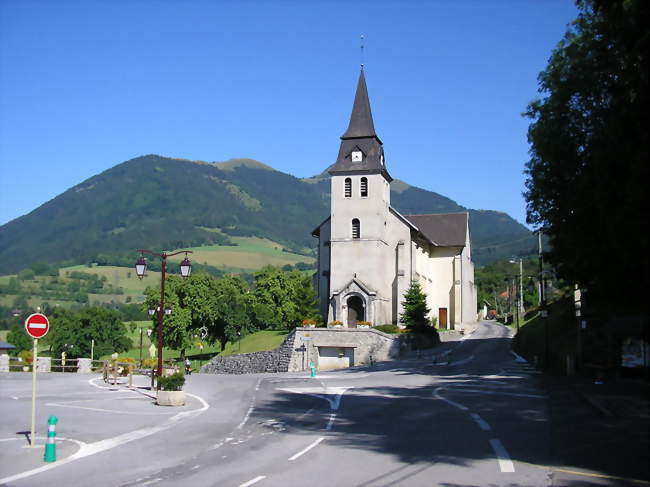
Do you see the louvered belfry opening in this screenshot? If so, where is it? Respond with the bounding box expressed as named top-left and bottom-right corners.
top-left (345, 178), bottom-right (352, 198)
top-left (352, 218), bottom-right (360, 239)
top-left (360, 177), bottom-right (368, 197)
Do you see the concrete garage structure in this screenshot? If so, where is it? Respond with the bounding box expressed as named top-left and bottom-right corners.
top-left (288, 327), bottom-right (399, 371)
top-left (312, 68), bottom-right (477, 330)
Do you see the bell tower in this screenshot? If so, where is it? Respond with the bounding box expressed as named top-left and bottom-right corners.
top-left (327, 68), bottom-right (393, 326)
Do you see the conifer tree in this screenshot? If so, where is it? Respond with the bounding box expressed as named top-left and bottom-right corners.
top-left (400, 281), bottom-right (431, 332)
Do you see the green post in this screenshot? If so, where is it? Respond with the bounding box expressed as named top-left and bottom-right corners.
top-left (309, 361), bottom-right (317, 378)
top-left (44, 415), bottom-right (58, 462)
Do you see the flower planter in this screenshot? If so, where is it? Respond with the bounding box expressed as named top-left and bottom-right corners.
top-left (157, 390), bottom-right (186, 406)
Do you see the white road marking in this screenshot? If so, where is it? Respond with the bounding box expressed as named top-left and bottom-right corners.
top-left (510, 351), bottom-right (528, 363)
top-left (0, 392), bottom-right (209, 485)
top-left (236, 378), bottom-right (262, 430)
top-left (45, 400), bottom-right (175, 415)
top-left (325, 413), bottom-right (336, 431)
top-left (210, 437), bottom-right (234, 450)
top-left (489, 438), bottom-right (515, 472)
top-left (288, 437), bottom-right (324, 461)
top-left (433, 387), bottom-right (468, 411)
top-left (297, 407), bottom-right (314, 420)
top-left (238, 475), bottom-right (266, 487)
top-left (470, 413), bottom-right (491, 431)
top-left (276, 386), bottom-right (352, 410)
top-left (450, 355), bottom-right (475, 366)
top-left (140, 478), bottom-right (163, 486)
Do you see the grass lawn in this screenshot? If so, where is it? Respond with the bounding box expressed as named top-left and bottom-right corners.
top-left (167, 236), bottom-right (314, 272)
top-left (60, 265), bottom-right (161, 296)
top-left (99, 327), bottom-right (289, 366)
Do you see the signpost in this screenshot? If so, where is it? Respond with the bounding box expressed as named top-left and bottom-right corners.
top-left (24, 313), bottom-right (50, 448)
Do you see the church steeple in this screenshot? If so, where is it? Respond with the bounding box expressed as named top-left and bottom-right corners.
top-left (341, 68), bottom-right (378, 140)
top-left (329, 68), bottom-right (391, 181)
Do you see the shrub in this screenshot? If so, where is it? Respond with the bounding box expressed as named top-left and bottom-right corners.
top-left (374, 324), bottom-right (401, 334)
top-left (142, 358), bottom-right (157, 369)
top-left (157, 372), bottom-right (185, 391)
top-left (19, 350), bottom-right (33, 364)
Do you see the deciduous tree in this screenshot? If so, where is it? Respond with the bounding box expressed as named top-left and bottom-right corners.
top-left (524, 0), bottom-right (649, 307)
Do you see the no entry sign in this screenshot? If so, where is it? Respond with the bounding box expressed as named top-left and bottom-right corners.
top-left (24, 313), bottom-right (50, 339)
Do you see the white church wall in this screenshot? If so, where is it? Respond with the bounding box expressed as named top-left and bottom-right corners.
top-left (316, 219), bottom-right (331, 321)
top-left (460, 245), bottom-right (478, 324)
top-left (424, 246), bottom-right (463, 328)
top-left (329, 173), bottom-right (396, 326)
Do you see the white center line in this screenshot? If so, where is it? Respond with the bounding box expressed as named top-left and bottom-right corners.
top-left (470, 413), bottom-right (491, 431)
top-left (325, 413), bottom-right (336, 431)
top-left (288, 437), bottom-right (324, 461)
top-left (489, 438), bottom-right (515, 472)
top-left (238, 475), bottom-right (266, 487)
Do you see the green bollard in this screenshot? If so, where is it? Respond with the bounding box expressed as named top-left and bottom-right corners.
top-left (309, 361), bottom-right (317, 378)
top-left (44, 416), bottom-right (58, 462)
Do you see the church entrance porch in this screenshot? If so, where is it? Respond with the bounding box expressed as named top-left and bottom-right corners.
top-left (347, 295), bottom-right (365, 328)
top-left (329, 277), bottom-right (377, 327)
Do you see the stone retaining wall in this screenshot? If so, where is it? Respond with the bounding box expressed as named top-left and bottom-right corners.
top-left (200, 331), bottom-right (296, 374)
top-left (200, 327), bottom-right (400, 374)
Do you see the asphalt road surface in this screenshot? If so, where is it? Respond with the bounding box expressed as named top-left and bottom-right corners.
top-left (0, 322), bottom-right (611, 486)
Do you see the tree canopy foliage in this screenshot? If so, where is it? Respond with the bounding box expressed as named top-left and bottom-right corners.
top-left (524, 0), bottom-right (649, 307)
top-left (144, 267), bottom-right (320, 353)
top-left (46, 307), bottom-right (132, 359)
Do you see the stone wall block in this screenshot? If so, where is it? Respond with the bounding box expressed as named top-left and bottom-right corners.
top-left (0, 354), bottom-right (9, 373)
top-left (36, 356), bottom-right (51, 373)
top-left (77, 358), bottom-right (93, 374)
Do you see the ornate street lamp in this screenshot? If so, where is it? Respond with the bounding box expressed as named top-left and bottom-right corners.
top-left (180, 254), bottom-right (192, 278)
top-left (134, 249), bottom-right (192, 379)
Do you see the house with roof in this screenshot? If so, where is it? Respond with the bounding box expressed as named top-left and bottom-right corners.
top-left (312, 69), bottom-right (477, 330)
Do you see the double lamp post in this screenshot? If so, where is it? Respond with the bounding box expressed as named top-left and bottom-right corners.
top-left (135, 249), bottom-right (192, 378)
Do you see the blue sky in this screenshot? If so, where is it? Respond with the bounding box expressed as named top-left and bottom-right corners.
top-left (0, 1), bottom-right (577, 227)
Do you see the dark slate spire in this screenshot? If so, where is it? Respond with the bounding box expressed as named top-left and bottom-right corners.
top-left (329, 68), bottom-right (391, 181)
top-left (341, 68), bottom-right (377, 140)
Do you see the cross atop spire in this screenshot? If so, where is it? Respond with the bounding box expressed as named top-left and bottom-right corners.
top-left (341, 68), bottom-right (378, 140)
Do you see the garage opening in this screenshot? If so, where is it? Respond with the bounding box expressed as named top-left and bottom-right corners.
top-left (318, 347), bottom-right (355, 370)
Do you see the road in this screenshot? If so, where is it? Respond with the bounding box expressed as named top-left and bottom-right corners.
top-left (0, 322), bottom-right (593, 486)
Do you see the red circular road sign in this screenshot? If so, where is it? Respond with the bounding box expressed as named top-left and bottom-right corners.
top-left (24, 313), bottom-right (50, 339)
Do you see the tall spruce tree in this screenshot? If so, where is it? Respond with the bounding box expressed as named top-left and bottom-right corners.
top-left (400, 281), bottom-right (431, 332)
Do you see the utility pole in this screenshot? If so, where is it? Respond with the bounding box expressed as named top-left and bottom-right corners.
top-left (538, 231), bottom-right (549, 370)
top-left (519, 258), bottom-right (524, 315)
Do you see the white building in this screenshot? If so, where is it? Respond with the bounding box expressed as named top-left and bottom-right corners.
top-left (312, 69), bottom-right (477, 330)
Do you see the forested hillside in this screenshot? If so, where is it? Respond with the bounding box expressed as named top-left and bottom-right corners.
top-left (0, 155), bottom-right (534, 274)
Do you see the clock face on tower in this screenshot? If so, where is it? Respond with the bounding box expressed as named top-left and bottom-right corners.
top-left (351, 151), bottom-right (363, 162)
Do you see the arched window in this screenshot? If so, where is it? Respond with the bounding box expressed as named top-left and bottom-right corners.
top-left (352, 218), bottom-right (360, 239)
top-left (344, 178), bottom-right (352, 198)
top-left (360, 177), bottom-right (368, 197)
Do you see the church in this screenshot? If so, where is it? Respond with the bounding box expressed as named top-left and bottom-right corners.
top-left (312, 69), bottom-right (477, 330)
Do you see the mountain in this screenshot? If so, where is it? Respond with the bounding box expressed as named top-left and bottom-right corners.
top-left (0, 155), bottom-right (535, 274)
